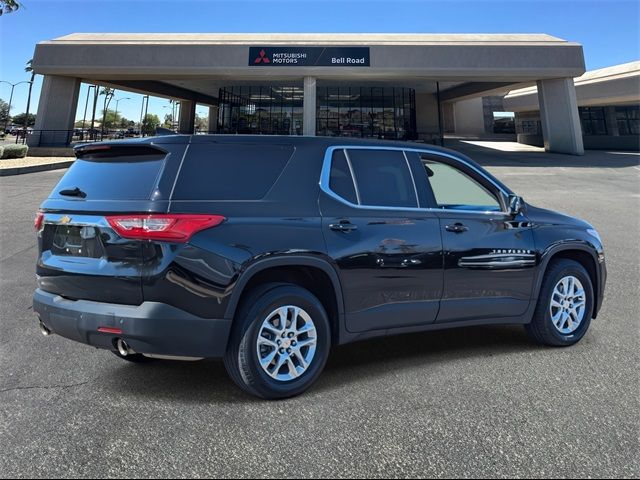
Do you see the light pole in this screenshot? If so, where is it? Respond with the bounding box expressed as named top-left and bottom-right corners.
top-left (113, 97), bottom-right (130, 131)
top-left (81, 85), bottom-right (96, 133)
top-left (1, 80), bottom-right (32, 133)
top-left (163, 103), bottom-right (175, 130)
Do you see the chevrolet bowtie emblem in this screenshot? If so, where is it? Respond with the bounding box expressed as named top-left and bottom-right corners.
top-left (60, 216), bottom-right (72, 225)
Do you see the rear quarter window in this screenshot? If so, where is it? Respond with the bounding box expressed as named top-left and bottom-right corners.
top-left (172, 143), bottom-right (294, 201)
top-left (51, 151), bottom-right (166, 201)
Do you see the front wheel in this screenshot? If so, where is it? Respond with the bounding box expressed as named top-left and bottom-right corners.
top-left (224, 284), bottom-right (331, 400)
top-left (526, 259), bottom-right (594, 347)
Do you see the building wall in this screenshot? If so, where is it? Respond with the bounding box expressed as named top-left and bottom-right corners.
top-left (415, 93), bottom-right (440, 140)
top-left (515, 104), bottom-right (640, 151)
top-left (453, 97), bottom-right (485, 135)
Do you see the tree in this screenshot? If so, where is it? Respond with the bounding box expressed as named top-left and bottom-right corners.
top-left (0, 0), bottom-right (20, 15)
top-left (23, 59), bottom-right (36, 131)
top-left (11, 112), bottom-right (36, 127)
top-left (99, 87), bottom-right (115, 132)
top-left (195, 114), bottom-right (208, 133)
top-left (163, 113), bottom-right (173, 128)
top-left (0, 99), bottom-right (9, 126)
top-left (141, 113), bottom-right (161, 135)
top-left (100, 109), bottom-right (123, 130)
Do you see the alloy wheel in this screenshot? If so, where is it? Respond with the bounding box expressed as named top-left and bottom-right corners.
top-left (256, 305), bottom-right (318, 382)
top-left (549, 275), bottom-right (587, 335)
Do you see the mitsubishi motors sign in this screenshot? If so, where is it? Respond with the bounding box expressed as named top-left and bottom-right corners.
top-left (249, 47), bottom-right (370, 67)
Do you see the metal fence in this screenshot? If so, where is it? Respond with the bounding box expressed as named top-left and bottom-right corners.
top-left (11, 129), bottom-right (147, 148)
top-left (7, 129), bottom-right (443, 148)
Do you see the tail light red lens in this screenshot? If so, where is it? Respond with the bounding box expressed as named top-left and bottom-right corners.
top-left (34, 211), bottom-right (45, 231)
top-left (106, 214), bottom-right (225, 243)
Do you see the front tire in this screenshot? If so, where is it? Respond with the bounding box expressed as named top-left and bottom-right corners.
top-left (526, 259), bottom-right (594, 347)
top-left (224, 284), bottom-right (331, 400)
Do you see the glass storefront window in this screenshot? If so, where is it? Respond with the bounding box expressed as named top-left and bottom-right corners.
top-left (316, 86), bottom-right (416, 139)
top-left (218, 85), bottom-right (417, 139)
top-left (218, 86), bottom-right (304, 135)
top-left (616, 106), bottom-right (639, 136)
top-left (579, 107), bottom-right (607, 136)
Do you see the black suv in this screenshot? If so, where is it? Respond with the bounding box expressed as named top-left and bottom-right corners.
top-left (34, 136), bottom-right (606, 399)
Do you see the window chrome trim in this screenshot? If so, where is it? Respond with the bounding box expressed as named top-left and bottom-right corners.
top-left (319, 145), bottom-right (511, 215)
top-left (342, 149), bottom-right (362, 205)
top-left (403, 150), bottom-right (421, 208)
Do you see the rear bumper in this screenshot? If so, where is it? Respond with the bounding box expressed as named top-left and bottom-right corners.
top-left (33, 289), bottom-right (232, 358)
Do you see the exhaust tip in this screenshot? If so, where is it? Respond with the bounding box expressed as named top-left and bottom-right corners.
top-left (116, 338), bottom-right (131, 357)
top-left (39, 321), bottom-right (51, 337)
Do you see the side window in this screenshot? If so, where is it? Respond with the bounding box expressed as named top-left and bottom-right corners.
top-left (172, 144), bottom-right (293, 201)
top-left (329, 149), bottom-right (358, 205)
top-left (347, 149), bottom-right (418, 208)
top-left (420, 154), bottom-right (502, 211)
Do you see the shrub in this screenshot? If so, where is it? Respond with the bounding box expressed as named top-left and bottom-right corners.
top-left (0, 146), bottom-right (4, 158)
top-left (1, 144), bottom-right (29, 159)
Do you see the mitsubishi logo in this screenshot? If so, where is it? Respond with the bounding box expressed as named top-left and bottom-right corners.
top-left (254, 49), bottom-right (271, 64)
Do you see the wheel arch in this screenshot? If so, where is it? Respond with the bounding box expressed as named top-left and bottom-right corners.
top-left (537, 243), bottom-right (601, 319)
top-left (224, 255), bottom-right (345, 344)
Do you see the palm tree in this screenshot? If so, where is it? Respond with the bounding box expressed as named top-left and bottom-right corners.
top-left (0, 0), bottom-right (20, 15)
top-left (100, 87), bottom-right (115, 134)
top-left (23, 59), bottom-right (35, 134)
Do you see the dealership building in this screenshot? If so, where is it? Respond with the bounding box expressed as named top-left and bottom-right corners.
top-left (30, 33), bottom-right (590, 154)
top-left (504, 61), bottom-right (640, 151)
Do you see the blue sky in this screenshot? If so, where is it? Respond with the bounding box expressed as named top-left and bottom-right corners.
top-left (1, 0), bottom-right (638, 123)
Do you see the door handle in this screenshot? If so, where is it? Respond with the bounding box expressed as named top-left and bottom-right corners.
top-left (329, 220), bottom-right (358, 233)
top-left (445, 223), bottom-right (469, 234)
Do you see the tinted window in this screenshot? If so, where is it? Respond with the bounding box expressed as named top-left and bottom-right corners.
top-left (172, 144), bottom-right (293, 200)
top-left (420, 155), bottom-right (501, 211)
top-left (329, 149), bottom-right (357, 204)
top-left (52, 155), bottom-right (165, 200)
top-left (347, 149), bottom-right (417, 208)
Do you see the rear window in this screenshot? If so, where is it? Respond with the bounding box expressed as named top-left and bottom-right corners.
top-left (172, 143), bottom-right (294, 201)
top-left (51, 151), bottom-right (166, 201)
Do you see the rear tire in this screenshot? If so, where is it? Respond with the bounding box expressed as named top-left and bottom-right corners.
top-left (525, 259), bottom-right (594, 347)
top-left (224, 283), bottom-right (331, 400)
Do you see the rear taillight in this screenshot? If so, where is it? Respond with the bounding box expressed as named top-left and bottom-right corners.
top-left (106, 214), bottom-right (225, 243)
top-left (34, 211), bottom-right (44, 232)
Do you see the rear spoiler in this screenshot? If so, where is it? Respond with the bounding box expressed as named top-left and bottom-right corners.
top-left (74, 144), bottom-right (168, 160)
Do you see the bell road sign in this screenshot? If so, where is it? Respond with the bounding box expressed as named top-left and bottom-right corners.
top-left (249, 47), bottom-right (370, 67)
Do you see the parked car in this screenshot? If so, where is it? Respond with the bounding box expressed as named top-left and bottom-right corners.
top-left (33, 135), bottom-right (606, 399)
top-left (15, 127), bottom-right (33, 138)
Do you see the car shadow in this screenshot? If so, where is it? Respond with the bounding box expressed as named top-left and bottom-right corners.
top-left (97, 325), bottom-right (539, 404)
top-left (315, 325), bottom-right (538, 393)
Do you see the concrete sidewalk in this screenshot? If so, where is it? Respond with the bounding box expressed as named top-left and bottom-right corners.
top-left (0, 156), bottom-right (75, 176)
top-left (446, 139), bottom-right (640, 168)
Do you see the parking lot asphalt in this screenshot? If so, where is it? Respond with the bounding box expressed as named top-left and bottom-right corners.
top-left (1, 147), bottom-right (639, 478)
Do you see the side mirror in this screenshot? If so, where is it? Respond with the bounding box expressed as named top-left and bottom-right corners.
top-left (508, 194), bottom-right (525, 216)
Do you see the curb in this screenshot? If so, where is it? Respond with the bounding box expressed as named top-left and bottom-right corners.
top-left (0, 161), bottom-right (74, 177)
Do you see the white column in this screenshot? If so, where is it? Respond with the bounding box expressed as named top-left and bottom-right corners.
top-left (537, 78), bottom-right (584, 155)
top-left (178, 100), bottom-right (196, 134)
top-left (29, 75), bottom-right (81, 147)
top-left (303, 76), bottom-right (317, 136)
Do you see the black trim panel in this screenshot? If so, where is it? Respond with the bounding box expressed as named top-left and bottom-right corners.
top-left (345, 300), bottom-right (440, 333)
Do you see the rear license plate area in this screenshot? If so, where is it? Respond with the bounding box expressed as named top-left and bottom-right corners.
top-left (49, 225), bottom-right (104, 258)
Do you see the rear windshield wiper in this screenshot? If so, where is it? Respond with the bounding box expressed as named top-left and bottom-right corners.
top-left (59, 187), bottom-right (87, 198)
